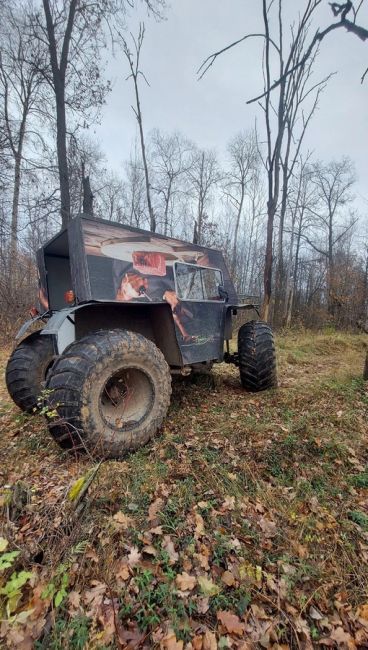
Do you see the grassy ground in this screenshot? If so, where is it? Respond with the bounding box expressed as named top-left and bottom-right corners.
top-left (0, 331), bottom-right (367, 649)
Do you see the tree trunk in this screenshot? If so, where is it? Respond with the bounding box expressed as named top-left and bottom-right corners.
top-left (262, 198), bottom-right (276, 322)
top-left (42, 0), bottom-right (77, 227)
top-left (55, 82), bottom-right (71, 226)
top-left (243, 194), bottom-right (256, 292)
top-left (10, 154), bottom-right (22, 260)
top-left (327, 210), bottom-right (335, 317)
top-left (283, 209), bottom-right (296, 328)
top-left (231, 183), bottom-right (245, 276)
top-left (132, 76), bottom-right (155, 232)
top-left (82, 167), bottom-right (94, 215)
top-left (163, 176), bottom-right (173, 236)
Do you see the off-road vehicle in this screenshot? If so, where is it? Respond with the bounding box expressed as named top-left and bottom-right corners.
top-left (6, 216), bottom-right (277, 458)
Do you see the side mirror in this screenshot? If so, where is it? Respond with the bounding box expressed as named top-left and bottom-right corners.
top-left (218, 284), bottom-right (229, 302)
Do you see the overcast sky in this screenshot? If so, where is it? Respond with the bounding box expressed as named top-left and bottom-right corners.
top-left (94, 0), bottom-right (368, 217)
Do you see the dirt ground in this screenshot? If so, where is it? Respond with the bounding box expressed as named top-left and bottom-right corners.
top-left (0, 331), bottom-right (367, 649)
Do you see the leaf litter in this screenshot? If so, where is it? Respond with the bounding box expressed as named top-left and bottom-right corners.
top-left (0, 334), bottom-right (367, 647)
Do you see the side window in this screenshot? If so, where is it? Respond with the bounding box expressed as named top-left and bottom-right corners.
top-left (175, 263), bottom-right (223, 301)
top-left (201, 267), bottom-right (223, 300)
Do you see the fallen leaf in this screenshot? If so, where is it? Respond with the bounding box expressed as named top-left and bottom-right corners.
top-left (97, 601), bottom-right (116, 645)
top-left (194, 552), bottom-right (210, 570)
top-left (116, 563), bottom-right (130, 581)
top-left (203, 630), bottom-right (217, 649)
top-left (150, 525), bottom-right (163, 535)
top-left (357, 603), bottom-right (368, 621)
top-left (217, 610), bottom-right (245, 635)
top-left (176, 572), bottom-right (196, 591)
top-left (113, 511), bottom-right (131, 528)
top-left (195, 513), bottom-right (205, 537)
top-left (142, 545), bottom-right (157, 556)
top-left (68, 591), bottom-right (81, 612)
top-left (198, 575), bottom-right (220, 597)
top-left (221, 570), bottom-right (235, 587)
top-left (127, 546), bottom-right (142, 567)
top-left (309, 605), bottom-right (323, 620)
top-left (330, 626), bottom-right (355, 646)
top-left (162, 536), bottom-right (179, 564)
top-left (160, 630), bottom-right (184, 649)
top-left (148, 497), bottom-right (164, 522)
top-left (259, 516), bottom-right (277, 538)
top-left (221, 496), bottom-right (235, 511)
top-left (197, 597), bottom-right (210, 614)
top-left (83, 581), bottom-right (106, 613)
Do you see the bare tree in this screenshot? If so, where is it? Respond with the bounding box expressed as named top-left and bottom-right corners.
top-left (199, 1), bottom-right (332, 322)
top-left (119, 24), bottom-right (155, 231)
top-left (123, 144), bottom-right (148, 228)
top-left (150, 129), bottom-right (193, 236)
top-left (224, 130), bottom-right (259, 276)
top-left (0, 5), bottom-right (45, 259)
top-left (187, 148), bottom-right (221, 245)
top-left (35, 2), bottom-right (164, 228)
top-left (246, 1), bottom-right (368, 97)
top-left (303, 158), bottom-right (357, 316)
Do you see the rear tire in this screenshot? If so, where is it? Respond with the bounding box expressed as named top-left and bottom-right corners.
top-left (6, 333), bottom-right (55, 413)
top-left (45, 329), bottom-right (172, 459)
top-left (238, 320), bottom-right (277, 392)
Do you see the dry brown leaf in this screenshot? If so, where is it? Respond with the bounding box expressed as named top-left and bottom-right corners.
top-left (203, 630), bottom-right (217, 649)
top-left (97, 601), bottom-right (116, 646)
top-left (357, 603), bottom-right (368, 621)
top-left (127, 546), bottom-right (142, 567)
top-left (160, 630), bottom-right (184, 649)
top-left (176, 571), bottom-right (196, 591)
top-left (221, 496), bottom-right (235, 511)
top-left (192, 635), bottom-right (203, 650)
top-left (162, 535), bottom-right (179, 564)
top-left (330, 626), bottom-right (356, 647)
top-left (116, 563), bottom-right (130, 581)
top-left (83, 581), bottom-right (107, 611)
top-left (221, 570), bottom-right (235, 587)
top-left (118, 627), bottom-right (146, 646)
top-left (148, 497), bottom-right (164, 521)
top-left (195, 513), bottom-right (205, 537)
top-left (142, 544), bottom-right (157, 556)
top-left (195, 553), bottom-right (210, 570)
top-left (258, 516), bottom-right (277, 538)
top-left (68, 590), bottom-right (81, 613)
top-left (217, 610), bottom-right (245, 635)
top-left (197, 597), bottom-right (210, 614)
top-left (113, 511), bottom-right (131, 528)
top-left (150, 525), bottom-right (164, 535)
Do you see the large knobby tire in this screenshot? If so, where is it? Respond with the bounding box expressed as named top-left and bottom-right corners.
top-left (45, 329), bottom-right (172, 459)
top-left (6, 333), bottom-right (55, 413)
top-left (238, 320), bottom-right (277, 392)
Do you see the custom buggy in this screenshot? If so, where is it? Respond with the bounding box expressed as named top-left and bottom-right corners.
top-left (6, 216), bottom-right (277, 458)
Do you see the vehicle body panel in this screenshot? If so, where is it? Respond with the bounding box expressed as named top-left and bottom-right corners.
top-left (33, 215), bottom-right (242, 365)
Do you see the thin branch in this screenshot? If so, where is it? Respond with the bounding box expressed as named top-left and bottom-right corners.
top-left (247, 16), bottom-right (368, 104)
top-left (197, 33), bottom-right (280, 80)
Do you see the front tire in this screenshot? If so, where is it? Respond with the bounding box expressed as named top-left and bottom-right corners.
top-left (6, 333), bottom-right (55, 413)
top-left (238, 320), bottom-right (277, 392)
top-left (45, 329), bottom-right (172, 459)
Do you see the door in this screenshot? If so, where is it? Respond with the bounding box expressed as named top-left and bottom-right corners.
top-left (172, 262), bottom-right (225, 364)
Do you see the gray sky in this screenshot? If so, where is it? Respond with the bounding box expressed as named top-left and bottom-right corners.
top-left (95, 0), bottom-right (368, 214)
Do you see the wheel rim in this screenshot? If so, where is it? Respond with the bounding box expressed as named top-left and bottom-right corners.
top-left (99, 367), bottom-right (154, 431)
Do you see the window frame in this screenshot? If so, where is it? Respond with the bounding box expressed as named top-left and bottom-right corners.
top-left (173, 261), bottom-right (225, 303)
